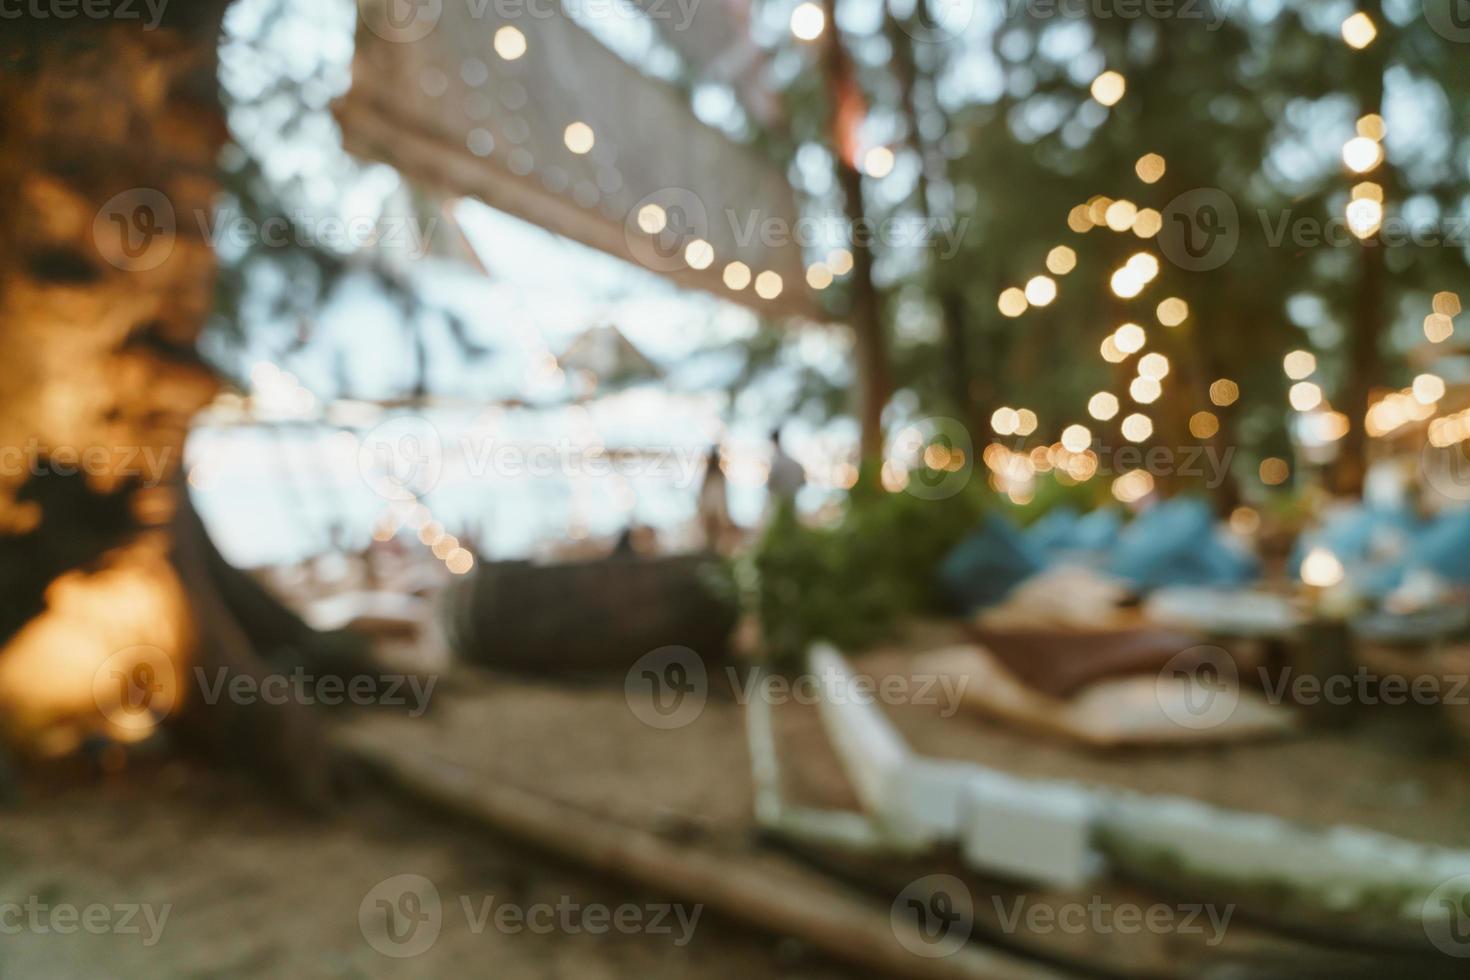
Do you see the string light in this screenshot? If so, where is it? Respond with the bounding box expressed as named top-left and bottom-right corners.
top-left (991, 407), bottom-right (1021, 436)
top-left (1130, 376), bottom-right (1162, 404)
top-left (1433, 291), bottom-right (1462, 316)
top-left (754, 270), bottom-right (784, 299)
top-left (1210, 379), bottom-right (1240, 406)
top-left (1105, 199), bottom-right (1138, 231)
top-left (806, 262), bottom-right (833, 289)
top-left (1120, 413), bottom-right (1153, 442)
top-left (1189, 411), bottom-right (1220, 439)
top-left (723, 261), bottom-right (751, 290)
top-left (563, 121), bottom-right (595, 154)
top-left (1341, 12), bottom-right (1377, 49)
top-left (828, 248), bottom-right (854, 275)
top-left (1425, 313), bottom-right (1455, 343)
top-left (1289, 381), bottom-right (1323, 412)
top-left (1024, 275), bottom-right (1057, 306)
top-left (1110, 266), bottom-right (1145, 298)
top-left (1090, 70), bottom-right (1126, 106)
top-left (1114, 322), bottom-right (1146, 353)
top-left (1346, 182), bottom-right (1383, 239)
top-left (1126, 252), bottom-right (1160, 282)
top-left (790, 1), bottom-right (825, 40)
top-left (998, 287), bottom-right (1028, 317)
top-left (863, 146), bottom-right (895, 179)
top-left (1113, 469), bottom-right (1154, 503)
top-left (1313, 411), bottom-right (1351, 442)
top-left (1342, 136), bottom-right (1383, 173)
top-left (1346, 199), bottom-right (1383, 238)
top-left (1135, 153), bottom-right (1166, 184)
top-left (1260, 458), bottom-right (1290, 486)
top-left (1230, 507), bottom-right (1261, 535)
top-left (1367, 389), bottom-right (1436, 436)
top-left (1157, 297), bottom-right (1189, 326)
top-left (1138, 352), bottom-right (1171, 379)
top-left (1066, 450), bottom-right (1099, 482)
top-left (1088, 392), bottom-right (1120, 421)
top-left (685, 239), bottom-right (714, 270)
top-left (1132, 209), bottom-right (1163, 238)
top-left (1413, 373), bottom-right (1446, 405)
top-left (636, 204), bottom-right (667, 234)
top-left (1283, 350), bottom-right (1316, 379)
top-left (1046, 246), bottom-right (1077, 275)
top-left (1061, 424), bottom-right (1093, 453)
top-left (494, 26), bottom-right (527, 60)
top-left (1430, 410), bottom-right (1470, 447)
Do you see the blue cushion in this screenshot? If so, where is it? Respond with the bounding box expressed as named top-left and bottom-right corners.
top-left (940, 512), bottom-right (1047, 613)
top-left (1027, 506), bottom-right (1080, 553)
top-left (1407, 507), bottom-right (1470, 584)
top-left (1072, 507), bottom-right (1124, 553)
top-left (1107, 497), bottom-right (1257, 592)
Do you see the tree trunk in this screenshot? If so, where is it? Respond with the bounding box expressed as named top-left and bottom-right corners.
top-left (820, 0), bottom-right (893, 464)
top-left (883, 13), bottom-right (979, 437)
top-left (1333, 0), bottom-right (1388, 498)
top-left (0, 10), bottom-right (357, 800)
top-left (1334, 244), bottom-right (1385, 497)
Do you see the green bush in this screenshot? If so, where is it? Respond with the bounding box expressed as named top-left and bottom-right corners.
top-left (739, 467), bottom-right (992, 667)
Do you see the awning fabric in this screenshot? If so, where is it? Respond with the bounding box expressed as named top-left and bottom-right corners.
top-left (339, 0), bottom-right (818, 319)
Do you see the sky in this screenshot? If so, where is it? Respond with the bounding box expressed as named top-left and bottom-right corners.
top-left (197, 0), bottom-right (860, 565)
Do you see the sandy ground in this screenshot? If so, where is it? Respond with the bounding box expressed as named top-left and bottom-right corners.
top-left (0, 761), bottom-right (862, 980)
top-left (6, 624), bottom-right (1470, 979)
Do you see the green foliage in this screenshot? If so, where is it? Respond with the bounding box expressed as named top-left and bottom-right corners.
top-left (739, 471), bottom-right (992, 668)
top-left (209, 0), bottom-right (488, 395)
top-left (752, 5), bottom-right (1470, 503)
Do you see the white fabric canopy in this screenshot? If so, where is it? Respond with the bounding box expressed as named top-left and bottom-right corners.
top-left (340, 1), bottom-right (817, 318)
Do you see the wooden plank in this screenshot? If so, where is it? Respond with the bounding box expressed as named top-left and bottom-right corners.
top-left (335, 723), bottom-right (1074, 980)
